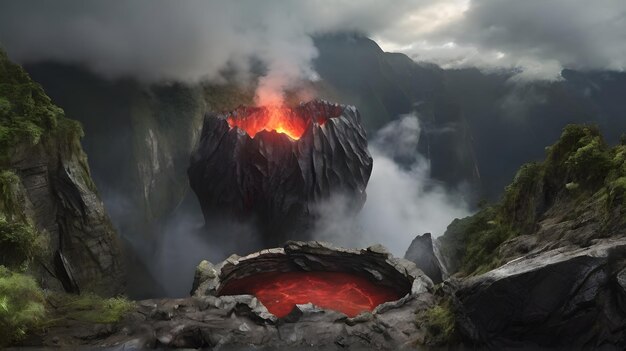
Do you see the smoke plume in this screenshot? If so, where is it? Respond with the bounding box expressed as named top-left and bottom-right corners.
top-left (313, 114), bottom-right (471, 256)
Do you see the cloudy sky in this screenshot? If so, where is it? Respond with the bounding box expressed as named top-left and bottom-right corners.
top-left (0, 0), bottom-right (625, 90)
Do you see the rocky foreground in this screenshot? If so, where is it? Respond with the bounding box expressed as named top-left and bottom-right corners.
top-left (30, 242), bottom-right (437, 349)
top-left (23, 237), bottom-right (625, 350)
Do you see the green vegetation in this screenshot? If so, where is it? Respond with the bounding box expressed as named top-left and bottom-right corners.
top-left (0, 169), bottom-right (23, 220)
top-left (0, 49), bottom-right (87, 165)
top-left (46, 292), bottom-right (135, 325)
top-left (0, 218), bottom-right (47, 270)
top-left (418, 298), bottom-right (455, 346)
top-left (441, 124), bottom-right (626, 276)
top-left (0, 266), bottom-right (46, 347)
top-left (0, 265), bottom-right (135, 347)
top-left (0, 50), bottom-right (61, 159)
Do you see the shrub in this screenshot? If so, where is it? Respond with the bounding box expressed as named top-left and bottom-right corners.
top-left (418, 298), bottom-right (455, 345)
top-left (0, 266), bottom-right (46, 346)
top-left (0, 170), bottom-right (21, 217)
top-left (47, 293), bottom-right (135, 325)
top-left (501, 162), bottom-right (544, 233)
top-left (545, 125), bottom-right (611, 188)
top-left (0, 218), bottom-right (45, 269)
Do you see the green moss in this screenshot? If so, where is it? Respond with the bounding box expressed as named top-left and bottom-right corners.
top-left (544, 125), bottom-right (611, 189)
top-left (608, 176), bottom-right (626, 211)
top-left (439, 124), bottom-right (626, 276)
top-left (0, 50), bottom-right (65, 161)
top-left (0, 170), bottom-right (22, 219)
top-left (47, 293), bottom-right (135, 325)
top-left (443, 206), bottom-right (517, 275)
top-left (418, 298), bottom-right (455, 345)
top-left (0, 266), bottom-right (46, 347)
top-left (501, 162), bottom-right (544, 233)
top-left (0, 217), bottom-right (48, 270)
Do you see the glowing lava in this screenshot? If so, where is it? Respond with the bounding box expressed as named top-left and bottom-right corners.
top-left (226, 106), bottom-right (308, 140)
top-left (218, 271), bottom-right (402, 318)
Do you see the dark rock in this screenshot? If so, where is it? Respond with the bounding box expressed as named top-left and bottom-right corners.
top-left (404, 233), bottom-right (447, 284)
top-left (188, 100), bottom-right (373, 245)
top-left (54, 250), bottom-right (80, 294)
top-left (455, 239), bottom-right (626, 349)
top-left (9, 130), bottom-right (125, 296)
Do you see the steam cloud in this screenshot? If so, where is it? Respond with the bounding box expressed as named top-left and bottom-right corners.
top-left (313, 114), bottom-right (471, 256)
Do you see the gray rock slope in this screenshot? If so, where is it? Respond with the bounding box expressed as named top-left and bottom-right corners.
top-left (452, 238), bottom-right (626, 349)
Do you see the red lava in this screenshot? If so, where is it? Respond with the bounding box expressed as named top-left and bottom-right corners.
top-left (226, 106), bottom-right (307, 140)
top-left (218, 271), bottom-right (402, 318)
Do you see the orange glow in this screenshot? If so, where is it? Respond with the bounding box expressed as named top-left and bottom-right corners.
top-left (218, 271), bottom-right (402, 318)
top-left (226, 106), bottom-right (307, 140)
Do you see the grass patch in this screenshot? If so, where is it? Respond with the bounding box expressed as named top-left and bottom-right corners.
top-left (47, 293), bottom-right (135, 325)
top-left (0, 266), bottom-right (46, 347)
top-left (418, 298), bottom-right (455, 346)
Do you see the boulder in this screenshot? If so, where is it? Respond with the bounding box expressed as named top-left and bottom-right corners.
top-left (454, 239), bottom-right (626, 349)
top-left (404, 233), bottom-right (447, 284)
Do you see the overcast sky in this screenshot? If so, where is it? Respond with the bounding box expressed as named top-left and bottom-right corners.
top-left (0, 0), bottom-right (625, 87)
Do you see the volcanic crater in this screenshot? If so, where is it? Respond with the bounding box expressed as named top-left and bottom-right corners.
top-left (188, 100), bottom-right (373, 245)
top-left (191, 241), bottom-right (427, 319)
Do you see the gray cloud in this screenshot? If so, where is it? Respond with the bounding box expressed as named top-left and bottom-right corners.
top-left (378, 0), bottom-right (626, 80)
top-left (1, 1), bottom-right (624, 97)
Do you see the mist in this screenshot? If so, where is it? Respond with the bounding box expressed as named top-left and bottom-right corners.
top-left (312, 114), bottom-right (471, 256)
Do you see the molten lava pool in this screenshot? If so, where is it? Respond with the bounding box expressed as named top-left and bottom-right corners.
top-left (218, 271), bottom-right (402, 318)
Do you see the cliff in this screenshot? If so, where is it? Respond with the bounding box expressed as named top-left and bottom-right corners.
top-left (434, 125), bottom-right (626, 348)
top-left (0, 51), bottom-right (124, 296)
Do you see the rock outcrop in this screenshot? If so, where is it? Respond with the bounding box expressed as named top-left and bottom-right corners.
top-left (8, 133), bottom-right (125, 296)
top-left (453, 238), bottom-right (626, 349)
top-left (404, 233), bottom-right (447, 284)
top-left (0, 51), bottom-right (125, 296)
top-left (188, 101), bottom-right (373, 245)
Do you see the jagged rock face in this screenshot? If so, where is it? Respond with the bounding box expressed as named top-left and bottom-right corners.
top-left (188, 100), bottom-right (373, 245)
top-left (10, 136), bottom-right (125, 296)
top-left (404, 233), bottom-right (447, 284)
top-left (453, 239), bottom-right (626, 349)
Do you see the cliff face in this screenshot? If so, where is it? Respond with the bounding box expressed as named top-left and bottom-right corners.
top-left (0, 52), bottom-right (124, 296)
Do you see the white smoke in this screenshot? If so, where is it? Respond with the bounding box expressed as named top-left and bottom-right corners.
top-left (313, 114), bottom-right (471, 256)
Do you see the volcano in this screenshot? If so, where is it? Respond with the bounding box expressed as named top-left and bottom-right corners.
top-left (188, 100), bottom-right (373, 245)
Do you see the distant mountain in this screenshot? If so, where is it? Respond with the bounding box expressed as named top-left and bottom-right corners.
top-left (313, 34), bottom-right (626, 202)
